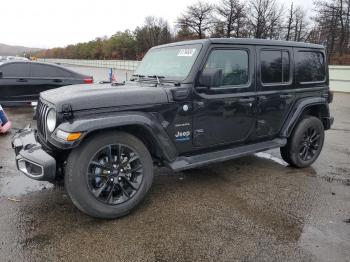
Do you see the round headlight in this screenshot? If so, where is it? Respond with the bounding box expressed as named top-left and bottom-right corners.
top-left (46, 108), bottom-right (57, 133)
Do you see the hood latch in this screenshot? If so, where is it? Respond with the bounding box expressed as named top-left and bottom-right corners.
top-left (62, 104), bottom-right (73, 120)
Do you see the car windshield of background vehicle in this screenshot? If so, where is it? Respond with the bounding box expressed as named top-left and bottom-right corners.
top-left (135, 44), bottom-right (202, 81)
top-left (296, 51), bottom-right (325, 83)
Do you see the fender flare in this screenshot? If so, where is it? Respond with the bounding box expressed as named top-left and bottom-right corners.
top-left (280, 97), bottom-right (330, 137)
top-left (52, 112), bottom-right (178, 161)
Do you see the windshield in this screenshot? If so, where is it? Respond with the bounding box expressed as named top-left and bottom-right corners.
top-left (135, 44), bottom-right (202, 81)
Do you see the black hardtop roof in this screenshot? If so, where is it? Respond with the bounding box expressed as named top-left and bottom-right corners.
top-left (154, 38), bottom-right (324, 49)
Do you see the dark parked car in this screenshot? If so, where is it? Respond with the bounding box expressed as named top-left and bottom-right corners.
top-left (0, 61), bottom-right (93, 104)
top-left (12, 38), bottom-right (333, 219)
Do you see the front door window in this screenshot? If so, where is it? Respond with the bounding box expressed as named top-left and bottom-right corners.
top-left (204, 49), bottom-right (249, 87)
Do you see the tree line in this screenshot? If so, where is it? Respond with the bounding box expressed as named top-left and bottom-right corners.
top-left (35, 0), bottom-right (350, 64)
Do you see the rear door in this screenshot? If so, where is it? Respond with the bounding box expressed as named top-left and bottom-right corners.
top-left (0, 62), bottom-right (30, 102)
top-left (255, 47), bottom-right (295, 138)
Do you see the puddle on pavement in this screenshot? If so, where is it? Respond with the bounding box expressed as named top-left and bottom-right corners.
top-left (300, 223), bottom-right (350, 261)
top-left (0, 174), bottom-right (53, 198)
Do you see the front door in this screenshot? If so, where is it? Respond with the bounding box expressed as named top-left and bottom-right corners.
top-left (255, 47), bottom-right (295, 138)
top-left (192, 46), bottom-right (256, 148)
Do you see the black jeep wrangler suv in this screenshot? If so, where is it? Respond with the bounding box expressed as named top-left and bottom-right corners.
top-left (12, 38), bottom-right (334, 218)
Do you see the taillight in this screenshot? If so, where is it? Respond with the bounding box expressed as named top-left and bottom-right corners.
top-left (84, 77), bottom-right (93, 84)
top-left (322, 90), bottom-right (334, 103)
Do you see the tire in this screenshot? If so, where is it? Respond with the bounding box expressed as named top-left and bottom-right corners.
top-left (65, 131), bottom-right (154, 219)
top-left (280, 116), bottom-right (324, 168)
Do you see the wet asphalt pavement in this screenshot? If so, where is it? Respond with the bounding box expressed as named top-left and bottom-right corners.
top-left (0, 94), bottom-right (349, 262)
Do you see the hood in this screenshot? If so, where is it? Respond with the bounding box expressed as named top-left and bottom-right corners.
top-left (40, 82), bottom-right (169, 112)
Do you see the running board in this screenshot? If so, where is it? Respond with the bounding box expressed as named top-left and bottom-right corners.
top-left (168, 138), bottom-right (287, 171)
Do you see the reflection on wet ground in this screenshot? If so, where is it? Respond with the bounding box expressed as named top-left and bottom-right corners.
top-left (0, 94), bottom-right (349, 261)
top-left (0, 174), bottom-right (53, 198)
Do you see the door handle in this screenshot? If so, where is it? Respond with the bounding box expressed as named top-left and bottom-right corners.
top-left (16, 79), bottom-right (27, 82)
top-left (193, 101), bottom-right (205, 110)
top-left (239, 97), bottom-right (255, 103)
top-left (53, 79), bottom-right (63, 83)
top-left (259, 95), bottom-right (268, 102)
top-left (280, 94), bottom-right (293, 99)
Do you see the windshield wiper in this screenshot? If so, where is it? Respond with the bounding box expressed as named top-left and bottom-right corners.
top-left (130, 74), bottom-right (145, 81)
top-left (147, 75), bottom-right (165, 85)
top-left (132, 74), bottom-right (179, 86)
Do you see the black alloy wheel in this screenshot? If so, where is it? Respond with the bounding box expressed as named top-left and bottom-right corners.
top-left (87, 144), bottom-right (143, 205)
top-left (65, 131), bottom-right (154, 219)
top-left (298, 127), bottom-right (321, 161)
top-left (280, 116), bottom-right (324, 168)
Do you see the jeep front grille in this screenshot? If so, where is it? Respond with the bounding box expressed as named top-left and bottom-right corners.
top-left (36, 100), bottom-right (49, 140)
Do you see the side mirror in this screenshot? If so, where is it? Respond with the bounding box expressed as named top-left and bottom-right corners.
top-left (0, 71), bottom-right (3, 79)
top-left (197, 68), bottom-right (223, 90)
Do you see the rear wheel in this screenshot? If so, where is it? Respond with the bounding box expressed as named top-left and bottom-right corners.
top-left (280, 116), bottom-right (324, 168)
top-left (65, 131), bottom-right (153, 219)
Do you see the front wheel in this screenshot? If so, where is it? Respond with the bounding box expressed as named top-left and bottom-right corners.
top-left (65, 131), bottom-right (154, 219)
top-left (280, 116), bottom-right (325, 168)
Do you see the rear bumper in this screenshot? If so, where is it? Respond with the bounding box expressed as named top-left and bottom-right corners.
top-left (12, 128), bottom-right (56, 181)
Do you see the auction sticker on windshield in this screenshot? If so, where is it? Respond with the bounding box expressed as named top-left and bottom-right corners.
top-left (178, 49), bottom-right (196, 57)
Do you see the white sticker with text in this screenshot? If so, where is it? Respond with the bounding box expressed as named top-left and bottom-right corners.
top-left (178, 48), bottom-right (196, 57)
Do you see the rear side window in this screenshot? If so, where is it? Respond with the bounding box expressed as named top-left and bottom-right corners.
top-left (296, 51), bottom-right (325, 83)
top-left (261, 50), bottom-right (290, 84)
top-left (205, 49), bottom-right (249, 87)
top-left (0, 63), bottom-right (29, 77)
top-left (30, 64), bottom-right (72, 78)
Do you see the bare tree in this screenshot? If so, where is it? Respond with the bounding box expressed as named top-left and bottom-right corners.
top-left (311, 0), bottom-right (350, 61)
top-left (135, 16), bottom-right (172, 56)
top-left (292, 7), bottom-right (310, 41)
top-left (211, 20), bottom-right (226, 37)
top-left (285, 2), bottom-right (295, 41)
top-left (175, 25), bottom-right (197, 41)
top-left (247, 0), bottom-right (284, 39)
top-left (284, 4), bottom-right (310, 42)
top-left (177, 1), bottom-right (214, 39)
top-left (215, 0), bottom-right (247, 37)
top-left (337, 0), bottom-right (350, 55)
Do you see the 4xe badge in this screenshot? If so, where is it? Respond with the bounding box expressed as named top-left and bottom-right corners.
top-left (175, 130), bottom-right (191, 142)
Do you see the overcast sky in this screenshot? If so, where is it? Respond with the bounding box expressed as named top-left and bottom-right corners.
top-left (1, 0), bottom-right (314, 48)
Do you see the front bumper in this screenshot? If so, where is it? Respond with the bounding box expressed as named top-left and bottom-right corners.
top-left (12, 128), bottom-right (56, 181)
